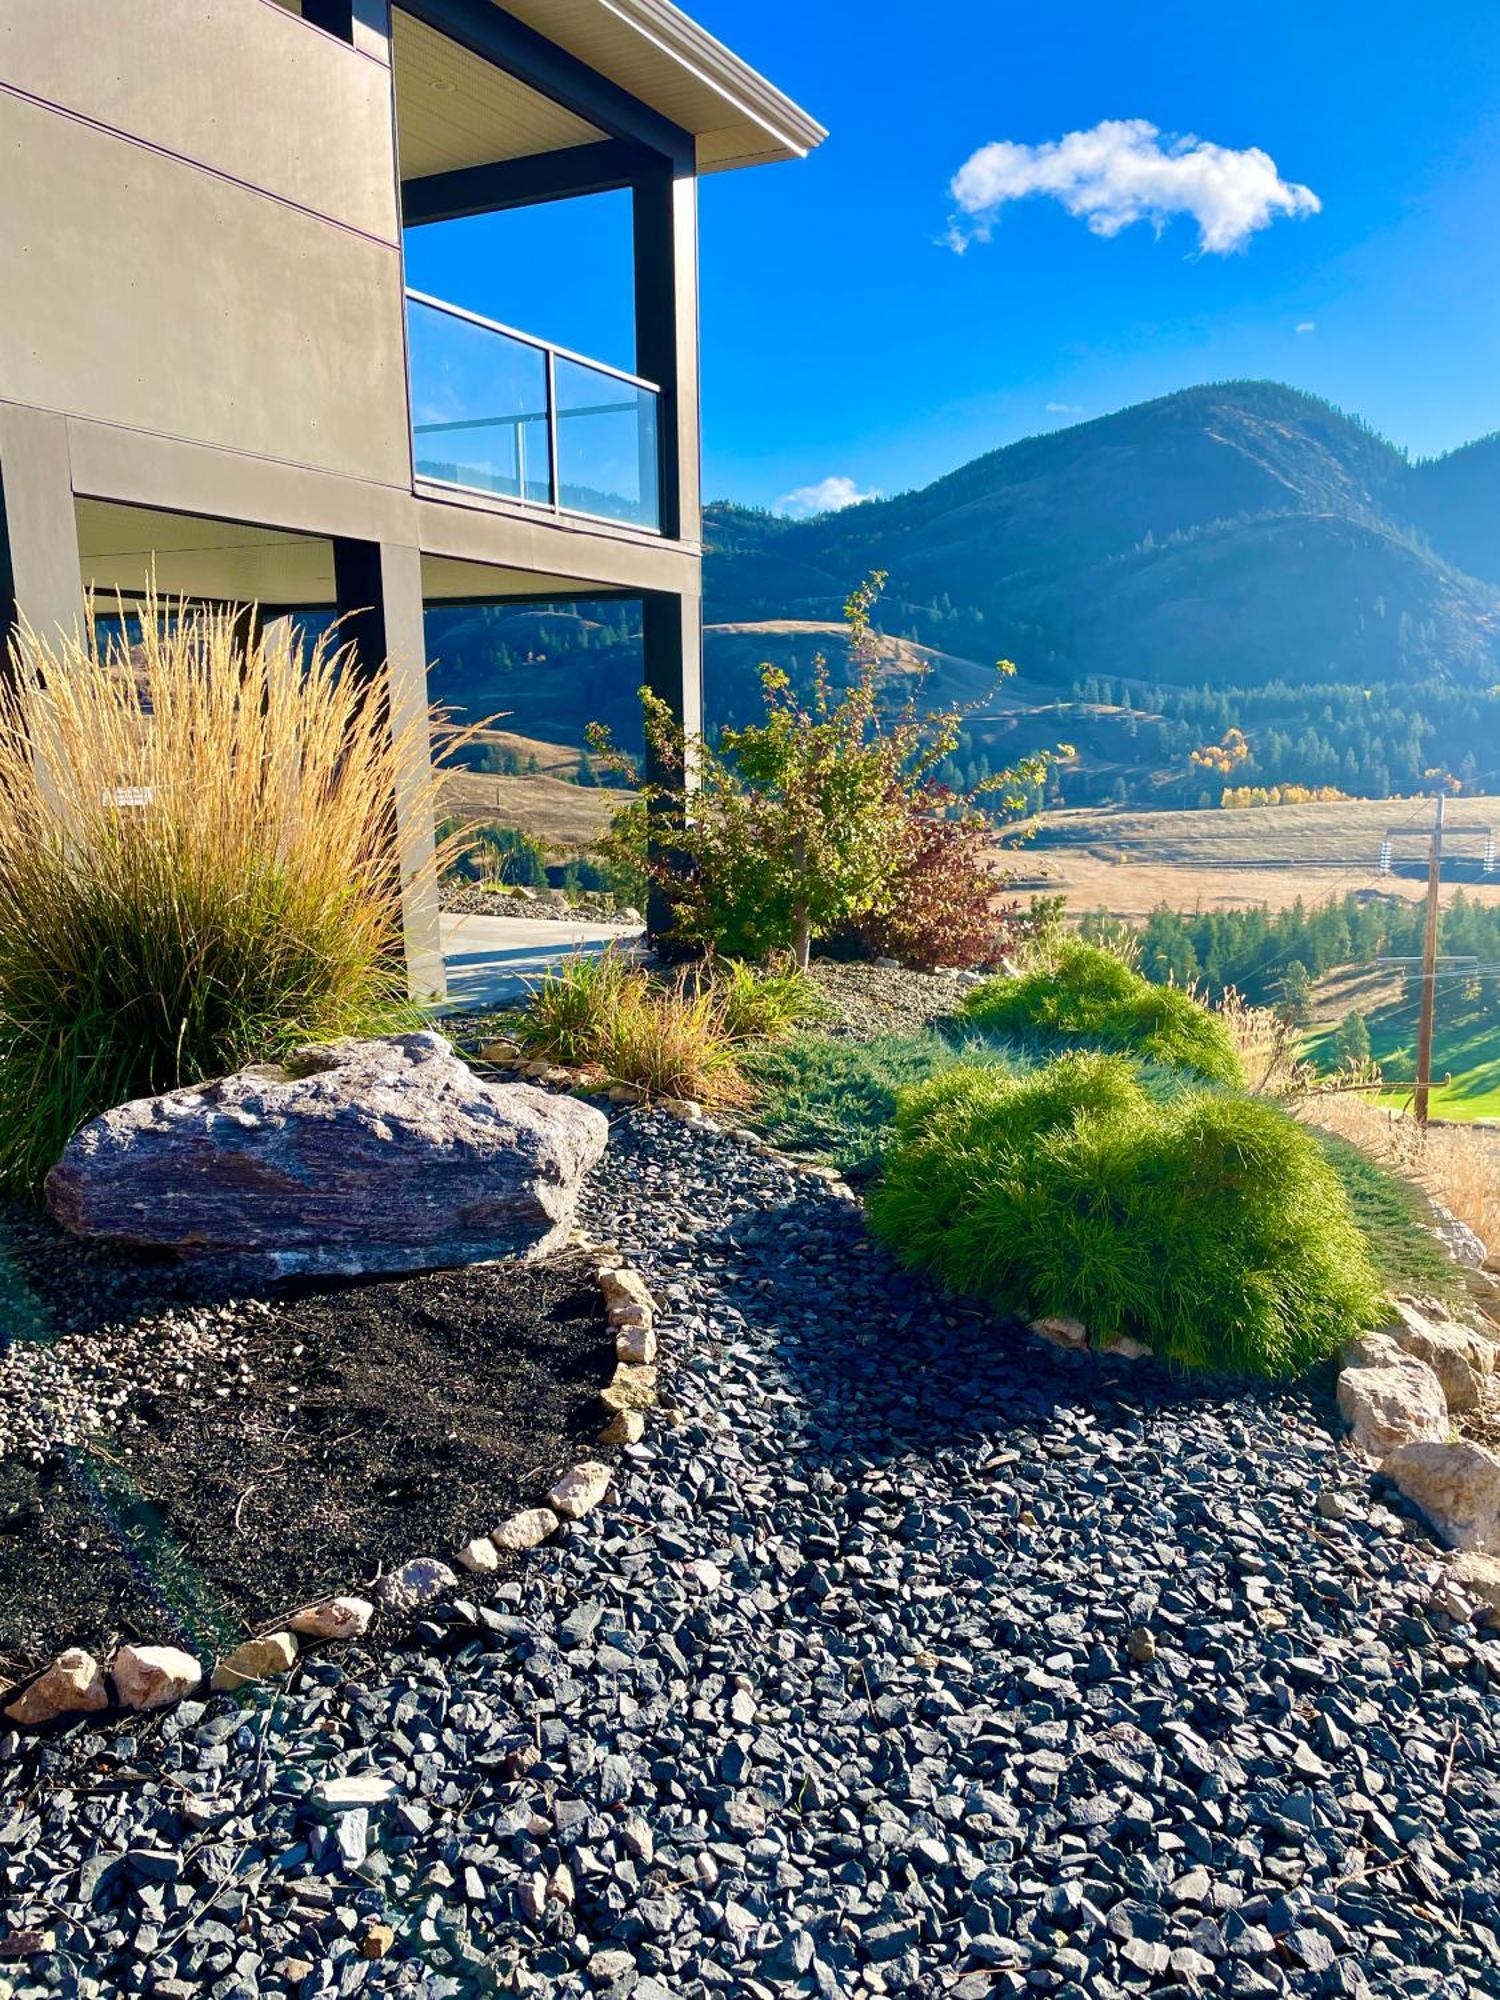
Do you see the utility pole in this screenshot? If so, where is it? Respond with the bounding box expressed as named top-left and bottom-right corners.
top-left (1413, 792), bottom-right (1445, 1126)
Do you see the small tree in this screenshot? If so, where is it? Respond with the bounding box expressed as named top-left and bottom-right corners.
top-left (590, 575), bottom-right (1069, 966)
top-left (1276, 959), bottom-right (1316, 1029)
top-left (1335, 1008), bottom-right (1372, 1067)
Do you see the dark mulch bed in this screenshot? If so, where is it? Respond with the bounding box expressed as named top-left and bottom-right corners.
top-left (0, 1257), bottom-right (614, 1672)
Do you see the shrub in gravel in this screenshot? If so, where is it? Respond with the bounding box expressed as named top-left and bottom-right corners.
top-left (524, 950), bottom-right (750, 1106)
top-left (744, 1028), bottom-right (1021, 1175)
top-left (712, 957), bottom-right (827, 1043)
top-left (869, 1051), bottom-right (1386, 1375)
top-left (526, 949), bottom-right (640, 1066)
top-left (853, 809), bottom-right (1027, 971)
top-left (961, 937), bottom-right (1244, 1086)
top-left (0, 596), bottom-right (452, 1192)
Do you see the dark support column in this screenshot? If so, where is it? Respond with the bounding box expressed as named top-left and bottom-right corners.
top-left (0, 405), bottom-right (85, 670)
top-left (331, 537), bottom-right (446, 1002)
top-left (632, 164), bottom-right (701, 544)
top-left (641, 587), bottom-right (703, 948)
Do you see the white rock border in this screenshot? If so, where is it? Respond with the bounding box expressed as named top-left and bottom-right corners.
top-left (0, 1244), bottom-right (660, 1731)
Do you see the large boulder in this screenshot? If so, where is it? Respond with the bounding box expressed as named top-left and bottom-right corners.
top-left (1385, 1439), bottom-right (1500, 1553)
top-left (1381, 1300), bottom-right (1495, 1412)
top-left (1336, 1355), bottom-right (1449, 1460)
top-left (46, 1032), bottom-right (609, 1276)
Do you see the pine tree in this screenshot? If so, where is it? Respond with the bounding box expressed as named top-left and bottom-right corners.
top-left (1335, 1010), bottom-right (1372, 1066)
top-left (1277, 960), bottom-right (1316, 1028)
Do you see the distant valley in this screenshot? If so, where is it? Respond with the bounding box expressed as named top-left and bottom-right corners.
top-left (427, 380), bottom-right (1500, 809)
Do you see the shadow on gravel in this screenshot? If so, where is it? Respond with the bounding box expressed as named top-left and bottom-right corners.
top-left (689, 1169), bottom-right (1343, 1481)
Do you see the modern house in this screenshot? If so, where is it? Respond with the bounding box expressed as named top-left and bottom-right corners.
top-left (0, 0), bottom-right (823, 998)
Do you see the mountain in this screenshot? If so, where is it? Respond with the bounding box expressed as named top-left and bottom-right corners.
top-left (704, 381), bottom-right (1500, 693)
top-left (425, 382), bottom-right (1500, 815)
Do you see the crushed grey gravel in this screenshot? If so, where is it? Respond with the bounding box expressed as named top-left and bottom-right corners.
top-left (807, 961), bottom-right (969, 1040)
top-left (2, 1110), bottom-right (1499, 1999)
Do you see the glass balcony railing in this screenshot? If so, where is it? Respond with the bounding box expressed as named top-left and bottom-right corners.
top-left (406, 290), bottom-right (661, 533)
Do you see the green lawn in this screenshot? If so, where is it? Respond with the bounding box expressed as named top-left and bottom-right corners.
top-left (1305, 999), bottom-right (1500, 1120)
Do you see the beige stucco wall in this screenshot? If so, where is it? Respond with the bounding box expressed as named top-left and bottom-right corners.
top-left (0, 0), bottom-right (412, 488)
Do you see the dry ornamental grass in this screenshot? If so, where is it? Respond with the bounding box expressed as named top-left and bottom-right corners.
top-left (0, 594), bottom-right (458, 1191)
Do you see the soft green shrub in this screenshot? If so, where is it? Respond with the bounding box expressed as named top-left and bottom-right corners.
top-left (962, 938), bottom-right (1244, 1085)
top-left (869, 1052), bottom-right (1385, 1376)
top-left (743, 1027), bottom-right (1021, 1175)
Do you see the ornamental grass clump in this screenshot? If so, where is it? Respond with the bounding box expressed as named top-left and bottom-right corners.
top-left (0, 597), bottom-right (451, 1193)
top-left (868, 1051), bottom-right (1385, 1377)
top-left (712, 957), bottom-right (826, 1044)
top-left (962, 937), bottom-right (1244, 1086)
top-left (523, 948), bottom-right (750, 1107)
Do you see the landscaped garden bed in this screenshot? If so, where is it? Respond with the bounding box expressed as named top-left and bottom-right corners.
top-left (0, 1246), bottom-right (616, 1672)
top-left (4, 587), bottom-right (1500, 1995)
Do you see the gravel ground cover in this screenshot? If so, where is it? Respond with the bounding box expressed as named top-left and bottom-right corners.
top-left (3, 1112), bottom-right (1499, 1998)
top-left (806, 962), bottom-right (969, 1041)
top-left (0, 1259), bottom-right (613, 1669)
top-left (440, 889), bottom-right (641, 925)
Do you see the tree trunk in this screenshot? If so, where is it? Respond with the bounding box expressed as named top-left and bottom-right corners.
top-left (792, 907), bottom-right (811, 971)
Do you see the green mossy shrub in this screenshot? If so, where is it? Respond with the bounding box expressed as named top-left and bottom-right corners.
top-left (961, 938), bottom-right (1244, 1086)
top-left (868, 1051), bottom-right (1385, 1377)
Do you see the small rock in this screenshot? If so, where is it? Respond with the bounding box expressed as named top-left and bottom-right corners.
top-left (1126, 1626), bottom-right (1157, 1664)
top-left (1386, 1438), bottom-right (1500, 1552)
top-left (3, 1648), bottom-right (109, 1727)
top-left (1429, 1577), bottom-right (1476, 1623)
top-left (0, 1930), bottom-right (51, 1960)
top-left (492, 1507), bottom-right (561, 1552)
top-left (599, 1408), bottom-right (646, 1446)
top-left (615, 1324), bottom-right (658, 1365)
top-left (112, 1643), bottom-right (201, 1711)
top-left (601, 1268), bottom-right (655, 1318)
top-left (311, 1774), bottom-right (398, 1809)
top-left (1382, 1300), bottom-right (1494, 1410)
top-left (1032, 1315), bottom-right (1088, 1350)
top-left (548, 1461), bottom-right (613, 1520)
top-left (360, 1922), bottom-right (396, 1960)
top-left (210, 1632), bottom-right (296, 1693)
top-left (289, 1595), bottom-right (373, 1641)
top-left (1448, 1549), bottom-right (1500, 1617)
top-left (600, 1364), bottom-right (658, 1414)
top-left (375, 1556), bottom-right (457, 1612)
top-left (1097, 1329), bottom-right (1152, 1360)
top-left (456, 1536), bottom-right (500, 1574)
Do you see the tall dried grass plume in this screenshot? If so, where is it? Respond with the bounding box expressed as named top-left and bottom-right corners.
top-left (0, 594), bottom-right (456, 1191)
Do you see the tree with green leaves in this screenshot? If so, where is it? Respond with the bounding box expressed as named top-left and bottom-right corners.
top-left (589, 575), bottom-right (1070, 966)
top-left (1335, 1009), bottom-right (1372, 1066)
top-left (1276, 959), bottom-right (1316, 1029)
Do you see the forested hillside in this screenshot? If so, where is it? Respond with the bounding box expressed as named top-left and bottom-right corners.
top-left (426, 381), bottom-right (1500, 807)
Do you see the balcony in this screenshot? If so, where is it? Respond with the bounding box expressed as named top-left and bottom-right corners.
top-left (406, 290), bottom-right (661, 534)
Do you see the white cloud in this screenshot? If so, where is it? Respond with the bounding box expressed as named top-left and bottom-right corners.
top-left (947, 118), bottom-right (1320, 256)
top-left (1295, 319), bottom-right (1317, 334)
top-left (1046, 401), bottom-right (1085, 416)
top-left (775, 474), bottom-right (880, 520)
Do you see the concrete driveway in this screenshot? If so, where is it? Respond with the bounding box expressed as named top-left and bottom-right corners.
top-left (437, 910), bottom-right (644, 1011)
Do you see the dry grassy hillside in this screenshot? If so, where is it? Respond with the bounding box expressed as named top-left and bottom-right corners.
top-left (441, 770), bottom-right (631, 852)
top-left (1003, 796), bottom-right (1500, 921)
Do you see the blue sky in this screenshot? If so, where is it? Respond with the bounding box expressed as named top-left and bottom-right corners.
top-left (403, 0), bottom-right (1500, 515)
